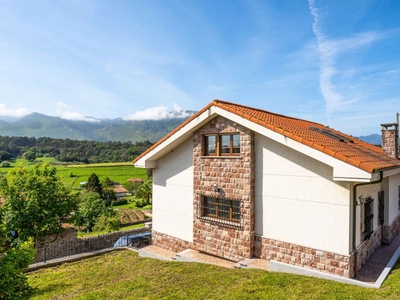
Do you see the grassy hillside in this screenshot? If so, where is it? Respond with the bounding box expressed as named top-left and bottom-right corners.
top-left (0, 158), bottom-right (147, 189)
top-left (27, 250), bottom-right (400, 299)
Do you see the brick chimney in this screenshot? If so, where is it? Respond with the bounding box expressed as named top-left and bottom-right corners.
top-left (381, 123), bottom-right (399, 159)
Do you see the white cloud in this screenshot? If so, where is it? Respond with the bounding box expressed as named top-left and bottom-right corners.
top-left (57, 111), bottom-right (100, 123)
top-left (57, 102), bottom-right (68, 108)
top-left (308, 0), bottom-right (382, 115)
top-left (123, 104), bottom-right (192, 121)
top-left (0, 103), bottom-right (29, 117)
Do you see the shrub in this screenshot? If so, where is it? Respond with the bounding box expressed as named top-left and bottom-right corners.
top-left (112, 198), bottom-right (128, 206)
top-left (1, 161), bottom-right (10, 167)
top-left (135, 198), bottom-right (147, 208)
top-left (0, 240), bottom-right (36, 300)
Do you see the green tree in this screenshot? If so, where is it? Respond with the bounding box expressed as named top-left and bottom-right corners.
top-left (0, 164), bottom-right (79, 245)
top-left (135, 180), bottom-right (152, 205)
top-left (0, 150), bottom-right (12, 162)
top-left (0, 206), bottom-right (36, 300)
top-left (24, 150), bottom-right (36, 162)
top-left (102, 177), bottom-right (114, 187)
top-left (73, 193), bottom-right (106, 233)
top-left (86, 173), bottom-right (103, 195)
top-left (93, 212), bottom-right (120, 233)
top-left (123, 180), bottom-right (140, 194)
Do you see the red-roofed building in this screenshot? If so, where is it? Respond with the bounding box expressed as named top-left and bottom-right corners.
top-left (134, 100), bottom-right (400, 279)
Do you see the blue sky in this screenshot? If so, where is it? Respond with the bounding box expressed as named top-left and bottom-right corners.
top-left (0, 0), bottom-right (399, 135)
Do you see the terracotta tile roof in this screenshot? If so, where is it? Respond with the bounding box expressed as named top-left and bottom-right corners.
top-left (114, 187), bottom-right (128, 193)
top-left (134, 100), bottom-right (400, 173)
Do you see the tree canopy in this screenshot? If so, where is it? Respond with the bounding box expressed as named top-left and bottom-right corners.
top-left (0, 206), bottom-right (36, 300)
top-left (0, 135), bottom-right (153, 163)
top-left (0, 164), bottom-right (79, 245)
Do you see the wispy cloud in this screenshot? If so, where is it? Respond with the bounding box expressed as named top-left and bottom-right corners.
top-left (307, 0), bottom-right (383, 115)
top-left (0, 103), bottom-right (29, 117)
top-left (57, 110), bottom-right (101, 123)
top-left (123, 104), bottom-right (193, 121)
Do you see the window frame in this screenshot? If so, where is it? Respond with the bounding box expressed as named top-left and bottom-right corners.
top-left (204, 133), bottom-right (240, 156)
top-left (199, 196), bottom-right (242, 227)
top-left (362, 197), bottom-right (374, 241)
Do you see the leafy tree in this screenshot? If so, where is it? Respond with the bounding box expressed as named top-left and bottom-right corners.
top-left (93, 213), bottom-right (120, 233)
top-left (102, 177), bottom-right (115, 187)
top-left (0, 164), bottom-right (80, 245)
top-left (123, 180), bottom-right (141, 194)
top-left (0, 150), bottom-right (12, 162)
top-left (24, 150), bottom-right (36, 162)
top-left (86, 173), bottom-right (103, 195)
top-left (135, 180), bottom-right (152, 205)
top-left (0, 207), bottom-right (36, 300)
top-left (102, 188), bottom-right (117, 206)
top-left (73, 193), bottom-right (106, 233)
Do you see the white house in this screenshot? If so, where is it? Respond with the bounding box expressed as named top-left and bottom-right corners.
top-left (134, 100), bottom-right (400, 278)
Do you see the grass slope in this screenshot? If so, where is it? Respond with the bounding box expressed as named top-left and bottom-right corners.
top-left (27, 250), bottom-right (400, 299)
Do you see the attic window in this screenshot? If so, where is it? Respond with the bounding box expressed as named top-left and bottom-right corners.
top-left (204, 134), bottom-right (240, 156)
top-left (309, 127), bottom-right (354, 143)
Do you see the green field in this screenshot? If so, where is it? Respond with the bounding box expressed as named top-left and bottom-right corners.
top-left (0, 158), bottom-right (147, 189)
top-left (26, 250), bottom-right (400, 299)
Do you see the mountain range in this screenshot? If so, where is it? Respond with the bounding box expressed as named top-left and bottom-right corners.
top-left (0, 112), bottom-right (195, 143)
top-left (0, 112), bottom-right (384, 145)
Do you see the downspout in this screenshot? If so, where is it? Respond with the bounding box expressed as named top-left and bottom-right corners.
top-left (351, 170), bottom-right (383, 277)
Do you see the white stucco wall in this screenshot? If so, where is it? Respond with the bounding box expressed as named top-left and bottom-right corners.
top-left (388, 173), bottom-right (400, 224)
top-left (152, 137), bottom-right (194, 242)
top-left (354, 184), bottom-right (382, 245)
top-left (254, 133), bottom-right (351, 255)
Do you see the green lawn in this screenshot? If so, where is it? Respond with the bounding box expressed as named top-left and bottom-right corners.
top-left (1, 158), bottom-right (147, 189)
top-left (27, 250), bottom-right (400, 299)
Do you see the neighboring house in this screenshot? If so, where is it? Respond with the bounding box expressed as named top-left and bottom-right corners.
top-left (134, 100), bottom-right (400, 278)
top-left (113, 187), bottom-right (128, 199)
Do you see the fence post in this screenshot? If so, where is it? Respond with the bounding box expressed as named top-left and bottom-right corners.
top-left (44, 246), bottom-right (46, 263)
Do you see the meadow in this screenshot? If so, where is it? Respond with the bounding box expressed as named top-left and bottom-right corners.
top-left (0, 157), bottom-right (147, 189)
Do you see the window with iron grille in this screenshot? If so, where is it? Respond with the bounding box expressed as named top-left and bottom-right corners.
top-left (398, 186), bottom-right (400, 209)
top-left (363, 197), bottom-right (374, 241)
top-left (199, 196), bottom-right (241, 228)
top-left (204, 134), bottom-right (240, 156)
top-left (378, 191), bottom-right (384, 225)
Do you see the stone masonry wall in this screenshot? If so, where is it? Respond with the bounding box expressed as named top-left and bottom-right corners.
top-left (192, 116), bottom-right (255, 262)
top-left (382, 214), bottom-right (400, 245)
top-left (255, 235), bottom-right (353, 277)
top-left (381, 125), bottom-right (399, 158)
top-left (356, 226), bottom-right (382, 272)
top-left (151, 230), bottom-right (192, 253)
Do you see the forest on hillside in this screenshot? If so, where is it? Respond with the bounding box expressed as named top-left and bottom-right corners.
top-left (0, 136), bottom-right (153, 163)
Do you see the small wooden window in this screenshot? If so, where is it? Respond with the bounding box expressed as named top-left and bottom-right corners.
top-left (204, 134), bottom-right (240, 156)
